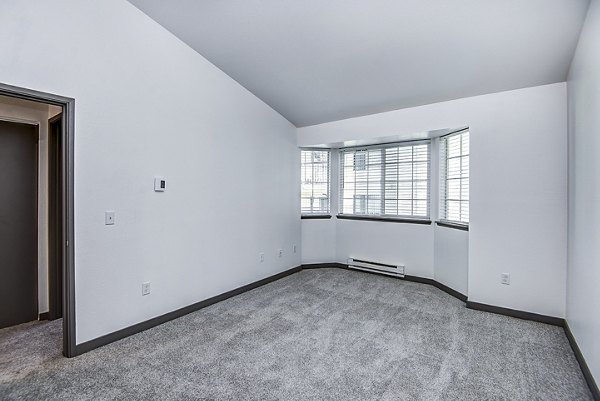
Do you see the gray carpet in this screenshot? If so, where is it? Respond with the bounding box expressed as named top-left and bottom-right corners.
top-left (0, 268), bottom-right (592, 400)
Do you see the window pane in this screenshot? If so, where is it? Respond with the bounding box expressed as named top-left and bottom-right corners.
top-left (413, 200), bottom-right (428, 216)
top-left (384, 199), bottom-right (398, 215)
top-left (461, 180), bottom-right (469, 201)
top-left (414, 162), bottom-right (428, 180)
top-left (398, 146), bottom-right (413, 162)
top-left (413, 145), bottom-right (429, 161)
top-left (342, 198), bottom-right (353, 214)
top-left (301, 198), bottom-right (311, 212)
top-left (447, 200), bottom-right (461, 221)
top-left (440, 130), bottom-right (469, 224)
top-left (367, 195), bottom-right (381, 215)
top-left (414, 187), bottom-right (428, 201)
top-left (447, 135), bottom-right (462, 158)
top-left (460, 201), bottom-right (470, 222)
top-left (398, 181), bottom-right (412, 199)
top-left (398, 199), bottom-right (413, 216)
top-left (340, 142), bottom-right (430, 218)
top-left (462, 132), bottom-right (470, 155)
top-left (312, 183), bottom-right (327, 198)
top-left (448, 158), bottom-right (461, 179)
top-left (447, 179), bottom-right (461, 200)
top-left (398, 163), bottom-right (412, 181)
top-left (461, 156), bottom-right (469, 178)
top-left (300, 150), bottom-right (330, 214)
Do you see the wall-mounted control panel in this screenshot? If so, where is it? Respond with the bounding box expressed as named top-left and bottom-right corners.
top-left (154, 176), bottom-right (166, 192)
top-left (105, 211), bottom-right (115, 225)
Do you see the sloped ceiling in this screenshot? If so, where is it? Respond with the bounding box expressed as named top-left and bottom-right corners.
top-left (128, 0), bottom-right (590, 127)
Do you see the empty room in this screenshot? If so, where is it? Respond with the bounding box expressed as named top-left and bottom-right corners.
top-left (0, 0), bottom-right (599, 400)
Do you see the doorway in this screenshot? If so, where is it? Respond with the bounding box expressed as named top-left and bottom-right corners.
top-left (0, 83), bottom-right (76, 357)
top-left (0, 120), bottom-right (39, 328)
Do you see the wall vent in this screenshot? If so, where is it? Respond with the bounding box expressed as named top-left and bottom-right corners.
top-left (347, 258), bottom-right (405, 278)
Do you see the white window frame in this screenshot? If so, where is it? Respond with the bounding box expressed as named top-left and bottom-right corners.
top-left (338, 141), bottom-right (431, 220)
top-left (439, 129), bottom-right (469, 225)
top-left (300, 149), bottom-right (331, 216)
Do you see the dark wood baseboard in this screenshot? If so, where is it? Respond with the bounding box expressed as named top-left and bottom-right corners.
top-left (75, 265), bottom-right (302, 356)
top-left (431, 280), bottom-right (469, 302)
top-left (465, 301), bottom-right (564, 326)
top-left (564, 321), bottom-right (600, 400)
top-left (70, 259), bottom-right (599, 401)
top-left (302, 262), bottom-right (347, 269)
top-left (38, 312), bottom-right (50, 321)
top-left (402, 274), bottom-right (468, 302)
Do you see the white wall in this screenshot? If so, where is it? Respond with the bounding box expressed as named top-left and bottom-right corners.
top-left (336, 220), bottom-right (435, 278)
top-left (301, 220), bottom-right (336, 264)
top-left (567, 0), bottom-right (600, 384)
top-left (0, 96), bottom-right (61, 315)
top-left (299, 83), bottom-right (567, 317)
top-left (0, 0), bottom-right (299, 344)
top-left (434, 225), bottom-right (469, 295)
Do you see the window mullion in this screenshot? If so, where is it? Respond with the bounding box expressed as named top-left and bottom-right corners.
top-left (381, 149), bottom-right (386, 215)
top-left (366, 151), bottom-right (370, 214)
top-left (411, 146), bottom-right (415, 216)
top-left (396, 147), bottom-right (400, 216)
top-left (459, 135), bottom-right (463, 222)
top-left (444, 139), bottom-right (450, 220)
top-left (311, 154), bottom-right (315, 214)
top-left (353, 152), bottom-right (357, 214)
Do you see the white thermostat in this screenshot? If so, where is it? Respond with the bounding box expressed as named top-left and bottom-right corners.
top-left (154, 176), bottom-right (166, 192)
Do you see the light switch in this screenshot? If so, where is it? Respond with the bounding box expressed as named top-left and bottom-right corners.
top-left (154, 176), bottom-right (166, 192)
top-left (105, 211), bottom-right (115, 225)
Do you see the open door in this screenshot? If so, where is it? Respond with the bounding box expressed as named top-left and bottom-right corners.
top-left (0, 120), bottom-right (39, 329)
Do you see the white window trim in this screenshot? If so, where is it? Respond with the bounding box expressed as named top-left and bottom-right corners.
top-left (439, 129), bottom-right (470, 226)
top-left (338, 140), bottom-right (431, 220)
top-left (300, 148), bottom-right (331, 216)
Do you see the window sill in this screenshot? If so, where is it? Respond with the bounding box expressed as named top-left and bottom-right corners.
top-left (336, 214), bottom-right (432, 225)
top-left (436, 221), bottom-right (469, 231)
top-left (301, 215), bottom-right (332, 220)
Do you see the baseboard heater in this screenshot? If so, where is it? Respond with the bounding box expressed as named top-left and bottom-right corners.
top-left (347, 258), bottom-right (405, 278)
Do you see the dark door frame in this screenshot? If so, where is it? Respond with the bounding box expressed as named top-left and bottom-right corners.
top-left (0, 82), bottom-right (76, 358)
top-left (48, 113), bottom-right (63, 321)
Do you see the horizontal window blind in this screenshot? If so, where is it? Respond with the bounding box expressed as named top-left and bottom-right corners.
top-left (339, 142), bottom-right (430, 218)
top-left (301, 149), bottom-right (330, 215)
top-left (440, 130), bottom-right (469, 224)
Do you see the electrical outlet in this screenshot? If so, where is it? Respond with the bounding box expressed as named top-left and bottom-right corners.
top-left (154, 176), bottom-right (166, 192)
top-left (142, 281), bottom-right (151, 295)
top-left (293, 244), bottom-right (297, 254)
top-left (501, 273), bottom-right (510, 285)
top-left (278, 249), bottom-right (283, 258)
top-left (259, 253), bottom-right (265, 263)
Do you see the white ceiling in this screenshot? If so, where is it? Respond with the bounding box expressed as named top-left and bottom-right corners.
top-left (128, 0), bottom-right (590, 127)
